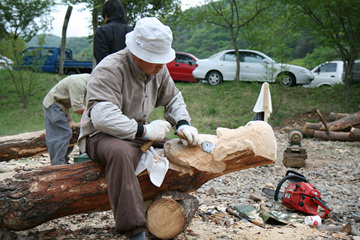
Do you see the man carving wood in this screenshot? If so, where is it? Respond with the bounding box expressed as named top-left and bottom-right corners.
top-left (78, 17), bottom-right (200, 240)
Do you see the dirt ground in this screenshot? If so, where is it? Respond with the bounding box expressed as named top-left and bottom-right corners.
top-left (1, 112), bottom-right (360, 240)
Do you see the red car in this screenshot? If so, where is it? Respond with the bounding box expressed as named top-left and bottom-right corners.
top-left (166, 52), bottom-right (198, 82)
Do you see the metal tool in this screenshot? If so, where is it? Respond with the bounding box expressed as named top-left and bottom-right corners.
top-left (262, 170), bottom-right (332, 219)
top-left (176, 131), bottom-right (215, 154)
top-left (226, 207), bottom-right (265, 228)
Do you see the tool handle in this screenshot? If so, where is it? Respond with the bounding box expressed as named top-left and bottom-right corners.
top-left (313, 196), bottom-right (332, 219)
top-left (176, 131), bottom-right (187, 139)
top-left (249, 219), bottom-right (265, 228)
top-left (140, 140), bottom-right (154, 153)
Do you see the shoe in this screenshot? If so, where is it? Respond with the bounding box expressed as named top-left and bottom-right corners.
top-left (129, 232), bottom-right (146, 240)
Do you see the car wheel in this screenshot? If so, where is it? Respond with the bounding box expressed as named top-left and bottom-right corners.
top-left (278, 72), bottom-right (295, 87)
top-left (206, 71), bottom-right (222, 86)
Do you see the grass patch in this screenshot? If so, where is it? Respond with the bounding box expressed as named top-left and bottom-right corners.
top-left (1, 71), bottom-right (360, 137)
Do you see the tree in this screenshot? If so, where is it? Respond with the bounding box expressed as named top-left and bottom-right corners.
top-left (281, 0), bottom-right (360, 112)
top-left (0, 0), bottom-right (56, 109)
top-left (187, 0), bottom-right (271, 81)
top-left (62, 0), bottom-right (183, 33)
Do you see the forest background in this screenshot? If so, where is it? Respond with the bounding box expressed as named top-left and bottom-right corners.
top-left (2, 0), bottom-right (358, 71)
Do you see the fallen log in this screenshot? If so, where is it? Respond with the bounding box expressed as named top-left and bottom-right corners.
top-left (0, 126), bottom-right (80, 162)
top-left (0, 121), bottom-right (276, 231)
top-left (302, 127), bottom-right (360, 141)
top-left (304, 112), bottom-right (360, 132)
top-left (328, 112), bottom-right (349, 122)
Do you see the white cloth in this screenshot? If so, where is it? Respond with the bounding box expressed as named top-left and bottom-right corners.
top-left (135, 146), bottom-right (169, 187)
top-left (252, 82), bottom-right (272, 117)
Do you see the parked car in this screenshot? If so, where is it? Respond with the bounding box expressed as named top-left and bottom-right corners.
top-left (166, 52), bottom-right (198, 82)
top-left (0, 55), bottom-right (15, 70)
top-left (303, 60), bottom-right (360, 88)
top-left (192, 49), bottom-right (314, 86)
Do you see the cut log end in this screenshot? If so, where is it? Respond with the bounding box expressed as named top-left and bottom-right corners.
top-left (147, 198), bottom-right (185, 239)
top-left (146, 191), bottom-right (199, 239)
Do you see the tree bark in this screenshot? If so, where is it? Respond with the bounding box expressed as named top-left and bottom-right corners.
top-left (0, 126), bottom-right (80, 162)
top-left (304, 112), bottom-right (360, 132)
top-left (146, 191), bottom-right (199, 239)
top-left (0, 121), bottom-right (276, 231)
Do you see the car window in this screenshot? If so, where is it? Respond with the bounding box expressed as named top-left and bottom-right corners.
top-left (176, 54), bottom-right (196, 65)
top-left (41, 49), bottom-right (53, 57)
top-left (242, 52), bottom-right (265, 63)
top-left (22, 48), bottom-right (36, 57)
top-left (222, 52), bottom-right (237, 62)
top-left (319, 63), bottom-right (337, 72)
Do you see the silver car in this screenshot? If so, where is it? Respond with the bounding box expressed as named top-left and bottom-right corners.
top-left (192, 49), bottom-right (314, 86)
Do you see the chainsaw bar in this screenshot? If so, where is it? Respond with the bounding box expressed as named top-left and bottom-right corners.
top-left (262, 188), bottom-right (284, 200)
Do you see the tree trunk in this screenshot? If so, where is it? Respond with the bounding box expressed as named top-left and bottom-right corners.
top-left (0, 126), bottom-right (80, 162)
top-left (304, 112), bottom-right (360, 132)
top-left (91, 6), bottom-right (99, 69)
top-left (0, 121), bottom-right (276, 231)
top-left (146, 191), bottom-right (199, 239)
top-left (59, 6), bottom-right (73, 76)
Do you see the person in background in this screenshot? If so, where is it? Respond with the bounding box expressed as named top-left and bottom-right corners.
top-left (93, 0), bottom-right (133, 64)
top-left (43, 73), bottom-right (89, 165)
top-left (78, 17), bottom-right (201, 240)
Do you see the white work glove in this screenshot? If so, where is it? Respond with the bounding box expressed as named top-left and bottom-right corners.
top-left (144, 120), bottom-right (171, 141)
top-left (177, 125), bottom-right (201, 146)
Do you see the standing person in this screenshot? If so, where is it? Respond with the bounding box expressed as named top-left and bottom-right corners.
top-left (43, 73), bottom-right (89, 165)
top-left (93, 0), bottom-right (133, 64)
top-left (78, 17), bottom-right (201, 240)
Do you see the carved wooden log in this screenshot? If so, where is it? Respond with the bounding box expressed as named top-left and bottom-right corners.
top-left (304, 112), bottom-right (360, 132)
top-left (0, 121), bottom-right (276, 231)
top-left (146, 191), bottom-right (199, 239)
top-left (0, 126), bottom-right (80, 162)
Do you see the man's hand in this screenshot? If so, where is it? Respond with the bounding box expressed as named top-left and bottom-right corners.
top-left (144, 120), bottom-right (171, 141)
top-left (68, 120), bottom-right (80, 128)
top-left (177, 125), bottom-right (201, 146)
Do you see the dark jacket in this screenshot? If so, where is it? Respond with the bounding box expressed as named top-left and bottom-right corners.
top-left (93, 6), bottom-right (132, 64)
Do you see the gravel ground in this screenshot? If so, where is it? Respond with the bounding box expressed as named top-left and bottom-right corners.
top-left (1, 124), bottom-right (360, 240)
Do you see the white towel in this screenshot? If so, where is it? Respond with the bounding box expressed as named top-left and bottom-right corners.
top-left (135, 146), bottom-right (169, 187)
top-left (252, 82), bottom-right (272, 117)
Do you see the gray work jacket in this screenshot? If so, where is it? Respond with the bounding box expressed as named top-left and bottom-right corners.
top-left (78, 48), bottom-right (191, 153)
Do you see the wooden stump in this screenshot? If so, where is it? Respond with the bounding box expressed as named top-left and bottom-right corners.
top-left (146, 191), bottom-right (199, 239)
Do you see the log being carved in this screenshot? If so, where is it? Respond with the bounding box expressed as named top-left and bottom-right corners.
top-left (0, 121), bottom-right (276, 231)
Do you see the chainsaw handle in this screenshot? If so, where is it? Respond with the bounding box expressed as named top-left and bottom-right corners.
top-left (313, 196), bottom-right (331, 219)
top-left (274, 175), bottom-right (309, 201)
top-left (285, 170), bottom-right (306, 179)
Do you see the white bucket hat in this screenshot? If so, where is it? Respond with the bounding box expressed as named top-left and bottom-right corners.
top-left (126, 17), bottom-right (175, 64)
